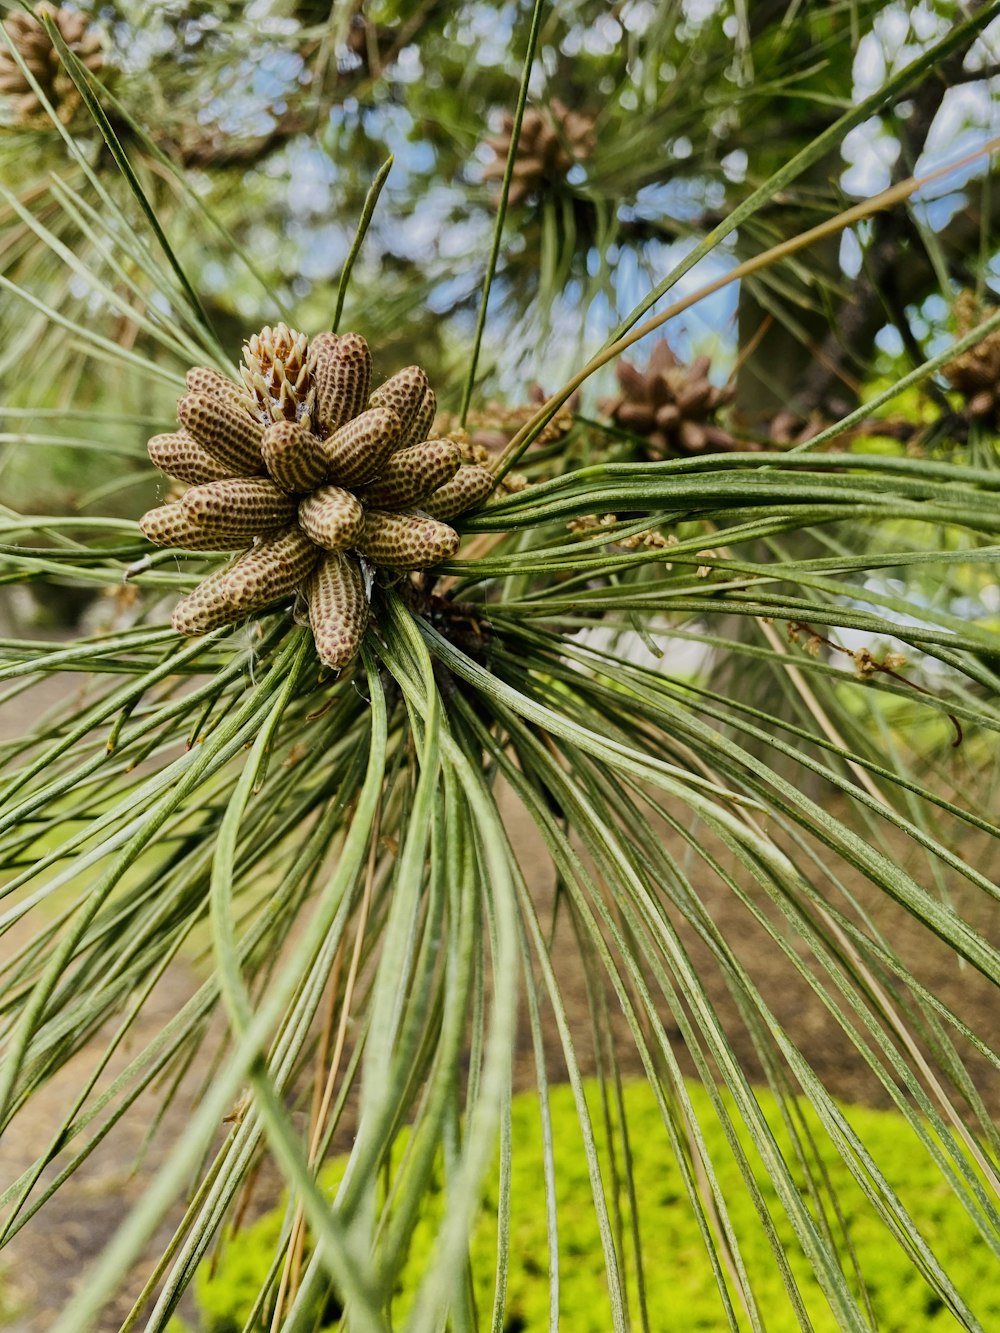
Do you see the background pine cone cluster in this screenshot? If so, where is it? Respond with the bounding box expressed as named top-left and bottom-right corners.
top-left (481, 99), bottom-right (596, 206)
top-left (434, 386), bottom-right (574, 486)
top-left (600, 339), bottom-right (738, 457)
top-left (943, 291), bottom-right (1000, 424)
top-left (0, 3), bottom-right (103, 126)
top-left (140, 326), bottom-right (493, 669)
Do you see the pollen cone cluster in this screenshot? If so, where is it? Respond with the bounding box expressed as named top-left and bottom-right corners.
top-left (437, 390), bottom-right (574, 457)
top-left (482, 100), bottom-right (596, 206)
top-left (943, 291), bottom-right (1000, 424)
top-left (0, 4), bottom-right (103, 125)
top-left (600, 340), bottom-right (737, 458)
top-left (140, 326), bottom-right (493, 670)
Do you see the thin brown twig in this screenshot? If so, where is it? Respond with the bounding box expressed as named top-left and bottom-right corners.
top-left (727, 312), bottom-right (773, 383)
top-left (787, 620), bottom-right (963, 746)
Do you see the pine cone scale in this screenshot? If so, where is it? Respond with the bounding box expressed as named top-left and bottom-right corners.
top-left (181, 479), bottom-right (297, 531)
top-left (140, 505), bottom-right (241, 551)
top-left (172, 568), bottom-right (239, 635)
top-left (398, 387), bottom-right (437, 451)
top-left (220, 528), bottom-right (320, 611)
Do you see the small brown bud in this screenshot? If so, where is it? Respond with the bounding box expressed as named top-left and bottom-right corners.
top-left (0, 5), bottom-right (104, 124)
top-left (602, 339), bottom-right (736, 457)
top-left (616, 362), bottom-right (649, 399)
top-left (688, 355), bottom-right (712, 381)
top-left (967, 390), bottom-right (996, 418)
top-left (240, 324), bottom-right (310, 424)
top-left (678, 420), bottom-right (707, 454)
top-left (512, 155), bottom-right (545, 181)
top-left (676, 381), bottom-right (712, 414)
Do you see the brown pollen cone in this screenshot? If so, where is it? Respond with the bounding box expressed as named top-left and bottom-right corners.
top-left (600, 340), bottom-right (741, 458)
top-left (0, 4), bottom-right (104, 126)
top-left (481, 99), bottom-right (596, 207)
top-left (141, 326), bottom-right (490, 670)
top-left (943, 291), bottom-right (1000, 424)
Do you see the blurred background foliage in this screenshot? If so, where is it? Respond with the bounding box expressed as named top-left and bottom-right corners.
top-left (3, 0), bottom-right (1000, 526)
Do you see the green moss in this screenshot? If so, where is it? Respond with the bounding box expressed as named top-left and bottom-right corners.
top-left (189, 1080), bottom-right (998, 1331)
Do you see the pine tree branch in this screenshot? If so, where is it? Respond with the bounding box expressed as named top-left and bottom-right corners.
top-left (790, 14), bottom-right (991, 419)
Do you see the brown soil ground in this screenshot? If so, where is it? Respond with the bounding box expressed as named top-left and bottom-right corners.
top-left (1, 668), bottom-right (998, 1330)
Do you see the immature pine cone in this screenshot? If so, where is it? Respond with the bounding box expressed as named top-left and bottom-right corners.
top-left (600, 340), bottom-right (739, 458)
top-left (140, 326), bottom-right (493, 669)
top-left (482, 99), bottom-right (596, 206)
top-left (943, 290), bottom-right (1000, 424)
top-left (0, 4), bottom-right (103, 125)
